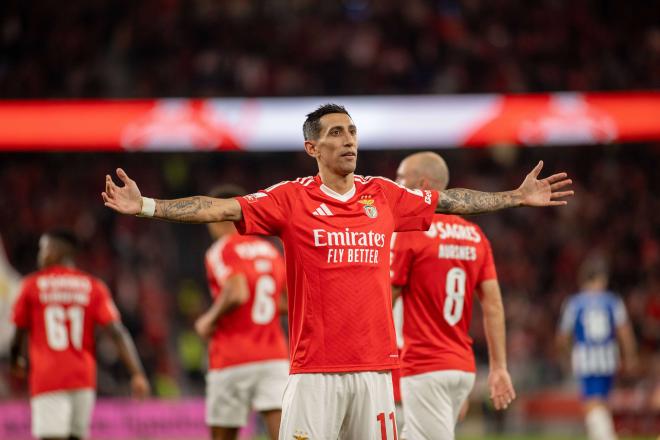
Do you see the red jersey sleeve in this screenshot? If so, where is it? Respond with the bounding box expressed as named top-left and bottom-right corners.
top-left (93, 280), bottom-right (120, 326)
top-left (11, 279), bottom-right (32, 329)
top-left (204, 258), bottom-right (222, 298)
top-left (478, 235), bottom-right (498, 282)
top-left (205, 240), bottom-right (240, 299)
top-left (390, 232), bottom-right (415, 287)
top-left (377, 178), bottom-right (438, 232)
top-left (234, 182), bottom-right (294, 236)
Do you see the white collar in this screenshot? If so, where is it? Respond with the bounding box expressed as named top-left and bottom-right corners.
top-left (319, 183), bottom-right (356, 202)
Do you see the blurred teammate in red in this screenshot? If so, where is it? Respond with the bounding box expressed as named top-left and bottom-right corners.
top-left (10, 230), bottom-right (149, 440)
top-left (194, 185), bottom-right (288, 440)
top-left (391, 152), bottom-right (516, 440)
top-left (102, 104), bottom-right (571, 439)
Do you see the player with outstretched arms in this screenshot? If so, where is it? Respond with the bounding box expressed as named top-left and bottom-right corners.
top-left (194, 185), bottom-right (288, 440)
top-left (390, 152), bottom-right (515, 440)
top-left (102, 103), bottom-right (572, 439)
top-left (557, 258), bottom-right (638, 440)
top-left (10, 230), bottom-right (149, 440)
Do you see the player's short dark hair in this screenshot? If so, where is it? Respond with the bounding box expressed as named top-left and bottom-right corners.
top-left (578, 256), bottom-right (609, 285)
top-left (208, 184), bottom-right (246, 199)
top-left (303, 103), bottom-right (351, 141)
top-left (45, 229), bottom-right (80, 252)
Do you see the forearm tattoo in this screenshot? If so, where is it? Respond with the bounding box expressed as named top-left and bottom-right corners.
top-left (155, 196), bottom-right (215, 222)
top-left (437, 189), bottom-right (521, 215)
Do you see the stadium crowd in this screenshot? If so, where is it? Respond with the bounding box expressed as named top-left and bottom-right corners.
top-left (1, 0), bottom-right (659, 98)
top-left (1, 145), bottom-right (659, 404)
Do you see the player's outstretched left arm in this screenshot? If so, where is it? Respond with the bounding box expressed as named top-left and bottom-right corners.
top-left (102, 168), bottom-right (242, 223)
top-left (436, 161), bottom-right (573, 214)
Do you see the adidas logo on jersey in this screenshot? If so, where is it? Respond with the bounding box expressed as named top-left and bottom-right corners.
top-left (312, 203), bottom-right (334, 216)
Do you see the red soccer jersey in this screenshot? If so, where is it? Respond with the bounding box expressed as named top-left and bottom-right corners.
top-left (11, 265), bottom-right (120, 396)
top-left (390, 214), bottom-right (497, 377)
top-left (205, 233), bottom-right (288, 369)
top-left (235, 175), bottom-right (438, 374)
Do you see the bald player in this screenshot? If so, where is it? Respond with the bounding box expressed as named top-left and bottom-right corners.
top-left (390, 152), bottom-right (515, 439)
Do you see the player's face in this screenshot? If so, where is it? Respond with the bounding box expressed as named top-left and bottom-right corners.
top-left (313, 113), bottom-right (358, 175)
top-left (396, 159), bottom-right (422, 190)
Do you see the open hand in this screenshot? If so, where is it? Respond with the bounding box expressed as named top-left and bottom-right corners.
top-left (517, 161), bottom-right (573, 207)
top-left (458, 399), bottom-right (470, 421)
top-left (131, 373), bottom-right (151, 399)
top-left (194, 314), bottom-right (214, 339)
top-left (488, 368), bottom-right (516, 410)
top-left (102, 168), bottom-right (143, 215)
top-left (10, 357), bottom-right (27, 379)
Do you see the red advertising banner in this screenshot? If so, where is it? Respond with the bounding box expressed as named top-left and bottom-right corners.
top-left (0, 92), bottom-right (658, 151)
top-left (464, 93), bottom-right (660, 146)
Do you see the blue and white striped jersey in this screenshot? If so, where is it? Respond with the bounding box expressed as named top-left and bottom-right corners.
top-left (559, 290), bottom-right (627, 376)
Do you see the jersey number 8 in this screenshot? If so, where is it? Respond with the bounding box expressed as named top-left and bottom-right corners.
top-left (444, 267), bottom-right (466, 326)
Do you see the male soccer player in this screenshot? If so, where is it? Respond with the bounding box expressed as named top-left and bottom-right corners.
top-left (557, 258), bottom-right (638, 440)
top-left (390, 152), bottom-right (515, 440)
top-left (194, 185), bottom-right (288, 440)
top-left (102, 103), bottom-right (572, 439)
top-left (10, 230), bottom-right (149, 440)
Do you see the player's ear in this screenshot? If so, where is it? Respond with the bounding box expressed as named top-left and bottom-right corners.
top-left (304, 140), bottom-right (318, 158)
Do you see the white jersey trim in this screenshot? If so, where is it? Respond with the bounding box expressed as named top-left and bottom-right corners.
top-left (319, 183), bottom-right (356, 202)
top-left (367, 176), bottom-right (426, 197)
top-left (265, 177), bottom-right (314, 193)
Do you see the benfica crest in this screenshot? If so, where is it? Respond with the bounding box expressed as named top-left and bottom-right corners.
top-left (359, 197), bottom-right (378, 218)
top-left (364, 205), bottom-right (378, 218)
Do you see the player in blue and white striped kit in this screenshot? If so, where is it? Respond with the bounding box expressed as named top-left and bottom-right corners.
top-left (557, 258), bottom-right (637, 440)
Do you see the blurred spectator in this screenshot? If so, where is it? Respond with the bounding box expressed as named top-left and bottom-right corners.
top-left (0, 0), bottom-right (658, 98)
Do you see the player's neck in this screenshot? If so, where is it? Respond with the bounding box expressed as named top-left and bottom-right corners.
top-left (45, 260), bottom-right (75, 269)
top-left (582, 278), bottom-right (607, 292)
top-left (318, 170), bottom-right (355, 195)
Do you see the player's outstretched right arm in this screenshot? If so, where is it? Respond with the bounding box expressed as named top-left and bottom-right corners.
top-left (102, 168), bottom-right (242, 223)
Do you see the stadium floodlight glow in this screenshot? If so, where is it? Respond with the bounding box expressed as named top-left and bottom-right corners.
top-left (0, 92), bottom-right (658, 151)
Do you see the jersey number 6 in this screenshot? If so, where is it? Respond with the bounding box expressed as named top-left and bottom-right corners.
top-left (251, 275), bottom-right (277, 324)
